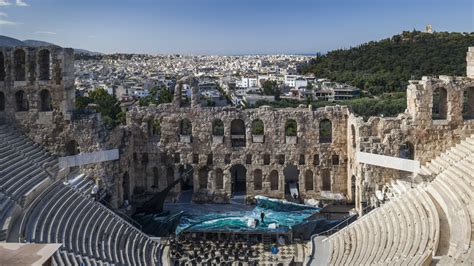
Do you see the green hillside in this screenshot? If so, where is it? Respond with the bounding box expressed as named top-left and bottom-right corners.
top-left (300, 30), bottom-right (474, 95)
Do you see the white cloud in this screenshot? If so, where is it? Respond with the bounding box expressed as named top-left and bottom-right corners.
top-left (35, 30), bottom-right (56, 35)
top-left (0, 12), bottom-right (8, 17)
top-left (0, 19), bottom-right (18, 25)
top-left (0, 0), bottom-right (11, 6)
top-left (15, 0), bottom-right (28, 6)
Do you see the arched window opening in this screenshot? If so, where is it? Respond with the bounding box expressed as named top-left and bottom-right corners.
top-left (0, 52), bottom-right (5, 81)
top-left (283, 165), bottom-right (299, 196)
top-left (14, 49), bottom-right (26, 81)
top-left (65, 140), bottom-right (79, 156)
top-left (263, 154), bottom-right (270, 165)
top-left (38, 49), bottom-right (51, 81)
top-left (270, 170), bottom-right (279, 191)
top-left (0, 91), bottom-right (5, 111)
top-left (305, 170), bottom-right (314, 191)
top-left (432, 87), bottom-right (447, 120)
top-left (39, 89), bottom-right (52, 111)
top-left (285, 119), bottom-right (297, 136)
top-left (166, 167), bottom-right (174, 186)
top-left (463, 87), bottom-right (474, 119)
top-left (198, 167), bottom-right (209, 189)
top-left (253, 169), bottom-right (262, 190)
top-left (251, 119), bottom-right (264, 135)
top-left (319, 119), bottom-right (332, 143)
top-left (230, 164), bottom-right (247, 194)
top-left (322, 169), bottom-right (331, 191)
top-left (151, 119), bottom-right (161, 136)
top-left (215, 168), bottom-right (223, 189)
top-left (212, 119), bottom-right (224, 136)
top-left (15, 90), bottom-right (29, 111)
top-left (351, 125), bottom-right (356, 148)
top-left (251, 119), bottom-right (264, 143)
top-left (230, 119), bottom-right (246, 147)
top-left (153, 167), bottom-right (160, 189)
top-left (180, 119), bottom-right (192, 135)
top-left (313, 154), bottom-right (320, 166)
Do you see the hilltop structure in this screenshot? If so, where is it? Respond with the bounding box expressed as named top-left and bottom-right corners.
top-left (0, 45), bottom-right (473, 264)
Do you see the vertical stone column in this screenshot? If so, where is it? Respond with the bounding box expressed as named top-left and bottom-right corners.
top-left (174, 83), bottom-right (182, 108)
top-left (191, 86), bottom-right (199, 107)
top-left (467, 47), bottom-right (474, 79)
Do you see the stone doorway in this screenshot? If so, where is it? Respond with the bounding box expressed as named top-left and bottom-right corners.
top-left (230, 164), bottom-right (247, 195)
top-left (284, 164), bottom-right (300, 198)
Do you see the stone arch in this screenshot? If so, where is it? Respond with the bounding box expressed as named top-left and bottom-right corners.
top-left (351, 124), bottom-right (356, 148)
top-left (230, 164), bottom-right (247, 194)
top-left (151, 119), bottom-right (161, 136)
top-left (180, 118), bottom-right (192, 135)
top-left (39, 89), bottom-right (52, 111)
top-left (285, 119), bottom-right (297, 136)
top-left (152, 167), bottom-right (160, 189)
top-left (38, 49), bottom-right (51, 81)
top-left (253, 169), bottom-right (262, 190)
top-left (432, 87), bottom-right (447, 120)
top-left (198, 166), bottom-right (209, 189)
top-left (230, 119), bottom-right (246, 147)
top-left (212, 119), bottom-right (224, 136)
top-left (123, 172), bottom-right (130, 201)
top-left (215, 168), bottom-right (224, 189)
top-left (15, 90), bottom-right (29, 111)
top-left (0, 52), bottom-right (5, 81)
top-left (319, 119), bottom-right (332, 143)
top-left (283, 164), bottom-right (299, 195)
top-left (14, 49), bottom-right (26, 81)
top-left (270, 170), bottom-right (279, 191)
top-left (0, 91), bottom-right (4, 111)
top-left (463, 87), bottom-right (474, 119)
top-left (65, 140), bottom-right (79, 156)
top-left (166, 166), bottom-right (175, 186)
top-left (305, 170), bottom-right (314, 191)
top-left (321, 169), bottom-right (331, 191)
top-left (251, 119), bottom-right (264, 135)
top-left (179, 164), bottom-right (194, 191)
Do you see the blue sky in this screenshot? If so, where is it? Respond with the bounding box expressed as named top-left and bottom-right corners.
top-left (0, 0), bottom-right (472, 55)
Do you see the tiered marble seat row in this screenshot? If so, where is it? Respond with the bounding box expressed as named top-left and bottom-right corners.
top-left (21, 181), bottom-right (162, 265)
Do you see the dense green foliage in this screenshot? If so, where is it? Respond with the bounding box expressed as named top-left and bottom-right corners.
top-left (300, 31), bottom-right (474, 95)
top-left (252, 92), bottom-right (406, 118)
top-left (139, 86), bottom-right (173, 106)
top-left (76, 88), bottom-right (125, 128)
top-left (251, 119), bottom-right (264, 135)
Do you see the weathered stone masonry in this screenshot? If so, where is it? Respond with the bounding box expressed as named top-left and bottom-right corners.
top-left (2, 46), bottom-right (474, 213)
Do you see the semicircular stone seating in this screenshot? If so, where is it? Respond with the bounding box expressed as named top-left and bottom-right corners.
top-left (309, 135), bottom-right (474, 265)
top-left (21, 181), bottom-right (163, 266)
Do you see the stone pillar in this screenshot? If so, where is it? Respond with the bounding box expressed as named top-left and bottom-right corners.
top-left (191, 86), bottom-right (199, 107)
top-left (467, 47), bottom-right (474, 79)
top-left (173, 83), bottom-right (182, 108)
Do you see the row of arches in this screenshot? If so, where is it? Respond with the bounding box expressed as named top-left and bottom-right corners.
top-left (0, 89), bottom-right (52, 112)
top-left (147, 164), bottom-right (333, 194)
top-left (0, 49), bottom-right (52, 82)
top-left (175, 118), bottom-right (333, 144)
top-left (432, 87), bottom-right (474, 120)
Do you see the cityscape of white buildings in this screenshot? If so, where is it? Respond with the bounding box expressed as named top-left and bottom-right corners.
top-left (75, 54), bottom-right (360, 107)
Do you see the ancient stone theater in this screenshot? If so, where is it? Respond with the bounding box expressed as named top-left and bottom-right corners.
top-left (0, 46), bottom-right (473, 265)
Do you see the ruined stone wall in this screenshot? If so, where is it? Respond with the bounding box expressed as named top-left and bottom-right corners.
top-left (348, 75), bottom-right (474, 212)
top-left (0, 46), bottom-right (75, 153)
top-left (127, 104), bottom-right (350, 203)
